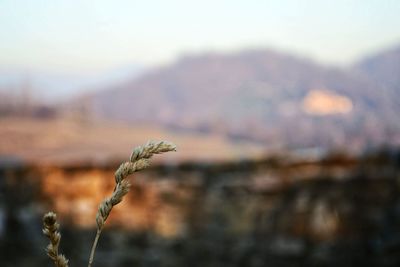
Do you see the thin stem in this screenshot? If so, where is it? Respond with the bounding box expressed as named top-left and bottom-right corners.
top-left (88, 227), bottom-right (102, 267)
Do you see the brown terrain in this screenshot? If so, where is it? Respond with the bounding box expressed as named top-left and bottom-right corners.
top-left (0, 116), bottom-right (265, 165)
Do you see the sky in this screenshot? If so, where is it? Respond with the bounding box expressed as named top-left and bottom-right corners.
top-left (0, 0), bottom-right (400, 72)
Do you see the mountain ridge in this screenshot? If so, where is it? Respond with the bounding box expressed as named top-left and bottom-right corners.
top-left (72, 46), bottom-right (400, 151)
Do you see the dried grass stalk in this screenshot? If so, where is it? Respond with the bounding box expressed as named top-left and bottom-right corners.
top-left (88, 140), bottom-right (176, 267)
top-left (41, 141), bottom-right (176, 267)
top-left (42, 212), bottom-right (69, 267)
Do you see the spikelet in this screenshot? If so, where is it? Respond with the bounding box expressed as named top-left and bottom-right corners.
top-left (114, 158), bottom-right (150, 183)
top-left (42, 212), bottom-right (69, 267)
top-left (96, 141), bottom-right (176, 229)
top-left (96, 179), bottom-right (131, 229)
top-left (129, 140), bottom-right (177, 162)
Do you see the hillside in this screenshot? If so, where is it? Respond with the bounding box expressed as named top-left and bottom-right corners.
top-left (355, 45), bottom-right (400, 96)
top-left (73, 48), bottom-right (400, 151)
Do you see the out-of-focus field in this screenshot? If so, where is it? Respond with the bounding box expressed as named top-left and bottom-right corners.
top-left (0, 117), bottom-right (264, 164)
top-left (1, 151), bottom-right (400, 267)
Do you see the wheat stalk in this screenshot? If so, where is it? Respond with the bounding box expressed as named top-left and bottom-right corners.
top-left (88, 140), bottom-right (176, 267)
top-left (42, 141), bottom-right (176, 267)
top-left (42, 212), bottom-right (69, 267)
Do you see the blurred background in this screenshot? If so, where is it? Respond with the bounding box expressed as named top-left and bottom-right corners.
top-left (1, 1), bottom-right (400, 266)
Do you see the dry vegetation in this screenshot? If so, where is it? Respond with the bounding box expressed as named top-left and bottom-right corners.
top-left (42, 141), bottom-right (176, 267)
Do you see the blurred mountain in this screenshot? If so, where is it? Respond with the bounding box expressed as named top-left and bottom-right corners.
top-left (355, 45), bottom-right (400, 95)
top-left (75, 47), bottom-right (400, 151)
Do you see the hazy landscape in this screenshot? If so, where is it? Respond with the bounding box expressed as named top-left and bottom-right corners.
top-left (1, 45), bottom-right (400, 164)
top-left (1, 43), bottom-right (400, 267)
top-left (1, 1), bottom-right (400, 267)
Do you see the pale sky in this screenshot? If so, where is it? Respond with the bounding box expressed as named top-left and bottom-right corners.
top-left (1, 0), bottom-right (399, 72)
